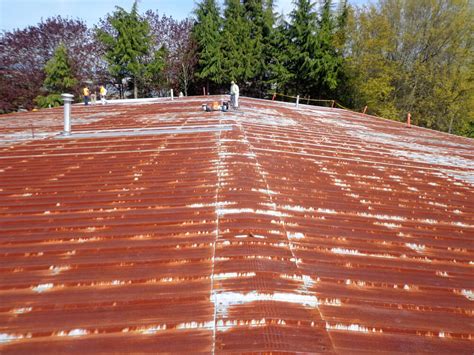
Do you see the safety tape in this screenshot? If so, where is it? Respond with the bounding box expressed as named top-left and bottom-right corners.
top-left (273, 92), bottom-right (333, 103)
top-left (272, 92), bottom-right (366, 114)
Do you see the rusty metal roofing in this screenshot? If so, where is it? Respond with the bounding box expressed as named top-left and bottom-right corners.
top-left (0, 97), bottom-right (473, 353)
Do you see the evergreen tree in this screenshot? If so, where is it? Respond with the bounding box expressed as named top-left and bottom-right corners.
top-left (44, 43), bottom-right (77, 93)
top-left (262, 0), bottom-right (276, 42)
top-left (35, 43), bottom-right (77, 108)
top-left (243, 0), bottom-right (265, 95)
top-left (141, 46), bottom-right (167, 96)
top-left (334, 0), bottom-right (349, 49)
top-left (287, 0), bottom-right (319, 96)
top-left (314, 0), bottom-right (343, 96)
top-left (243, 0), bottom-right (279, 96)
top-left (96, 1), bottom-right (152, 99)
top-left (221, 0), bottom-right (256, 86)
top-left (333, 1), bottom-right (352, 105)
top-left (193, 0), bottom-right (224, 92)
top-left (267, 15), bottom-right (293, 94)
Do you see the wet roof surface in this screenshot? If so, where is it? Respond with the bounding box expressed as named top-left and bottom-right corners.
top-left (0, 96), bottom-right (473, 353)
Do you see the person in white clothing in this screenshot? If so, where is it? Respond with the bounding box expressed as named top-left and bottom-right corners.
top-left (230, 81), bottom-right (239, 109)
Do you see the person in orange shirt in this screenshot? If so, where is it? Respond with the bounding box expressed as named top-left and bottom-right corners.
top-left (83, 86), bottom-right (90, 105)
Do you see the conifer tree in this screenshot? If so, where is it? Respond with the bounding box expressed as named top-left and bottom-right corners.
top-left (243, 0), bottom-right (278, 96)
top-left (142, 46), bottom-right (167, 95)
top-left (334, 0), bottom-right (349, 49)
top-left (44, 43), bottom-right (77, 93)
top-left (193, 0), bottom-right (224, 92)
top-left (221, 0), bottom-right (256, 86)
top-left (332, 0), bottom-right (352, 105)
top-left (97, 1), bottom-right (152, 99)
top-left (314, 0), bottom-right (343, 96)
top-left (36, 43), bottom-right (77, 108)
top-left (287, 0), bottom-right (319, 95)
top-left (267, 15), bottom-right (292, 94)
top-left (243, 0), bottom-right (265, 95)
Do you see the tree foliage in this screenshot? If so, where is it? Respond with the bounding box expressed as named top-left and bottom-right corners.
top-left (315, 0), bottom-right (346, 95)
top-left (35, 43), bottom-right (77, 108)
top-left (345, 4), bottom-right (400, 118)
top-left (1, 0), bottom-right (472, 138)
top-left (96, 1), bottom-right (159, 98)
top-left (347, 0), bottom-right (473, 136)
top-left (0, 16), bottom-right (102, 112)
top-left (34, 94), bottom-right (63, 108)
top-left (241, 0), bottom-right (278, 96)
top-left (287, 0), bottom-right (319, 95)
top-left (266, 15), bottom-right (293, 93)
top-left (193, 0), bottom-right (224, 91)
top-left (43, 43), bottom-right (77, 93)
top-left (145, 13), bottom-right (197, 96)
top-left (285, 0), bottom-right (346, 97)
top-left (221, 0), bottom-right (256, 85)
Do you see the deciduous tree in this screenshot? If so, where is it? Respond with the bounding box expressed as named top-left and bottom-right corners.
top-left (347, 0), bottom-right (473, 136)
top-left (145, 14), bottom-right (197, 96)
top-left (0, 17), bottom-right (102, 112)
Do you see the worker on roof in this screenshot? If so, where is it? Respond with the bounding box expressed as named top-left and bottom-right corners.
top-left (83, 86), bottom-right (90, 106)
top-left (230, 80), bottom-right (239, 109)
top-left (99, 85), bottom-right (107, 105)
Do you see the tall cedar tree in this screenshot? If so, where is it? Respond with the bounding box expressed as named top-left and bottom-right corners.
top-left (267, 15), bottom-right (293, 94)
top-left (242, 0), bottom-right (278, 97)
top-left (261, 0), bottom-right (279, 91)
top-left (314, 0), bottom-right (343, 97)
top-left (43, 43), bottom-right (77, 93)
top-left (97, 1), bottom-right (152, 99)
top-left (221, 0), bottom-right (256, 88)
top-left (193, 0), bottom-right (224, 93)
top-left (35, 43), bottom-right (78, 108)
top-left (332, 0), bottom-right (352, 105)
top-left (243, 0), bottom-right (265, 96)
top-left (287, 0), bottom-right (319, 96)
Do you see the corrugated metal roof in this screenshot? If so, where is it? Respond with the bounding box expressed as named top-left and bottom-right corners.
top-left (1, 97), bottom-right (473, 353)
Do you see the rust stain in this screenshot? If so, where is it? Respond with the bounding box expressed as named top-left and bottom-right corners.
top-left (0, 97), bottom-right (473, 353)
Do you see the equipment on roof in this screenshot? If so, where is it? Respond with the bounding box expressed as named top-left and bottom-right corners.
top-left (202, 100), bottom-right (229, 112)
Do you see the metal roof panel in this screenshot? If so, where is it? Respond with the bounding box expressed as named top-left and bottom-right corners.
top-left (1, 97), bottom-right (472, 352)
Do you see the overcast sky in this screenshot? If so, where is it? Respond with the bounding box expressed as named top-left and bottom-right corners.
top-left (0, 0), bottom-right (369, 32)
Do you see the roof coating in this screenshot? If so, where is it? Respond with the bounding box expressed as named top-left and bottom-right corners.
top-left (0, 96), bottom-right (473, 353)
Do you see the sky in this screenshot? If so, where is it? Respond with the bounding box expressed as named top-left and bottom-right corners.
top-left (0, 0), bottom-right (368, 32)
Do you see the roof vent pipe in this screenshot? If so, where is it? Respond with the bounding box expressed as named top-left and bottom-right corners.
top-left (61, 93), bottom-right (74, 136)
